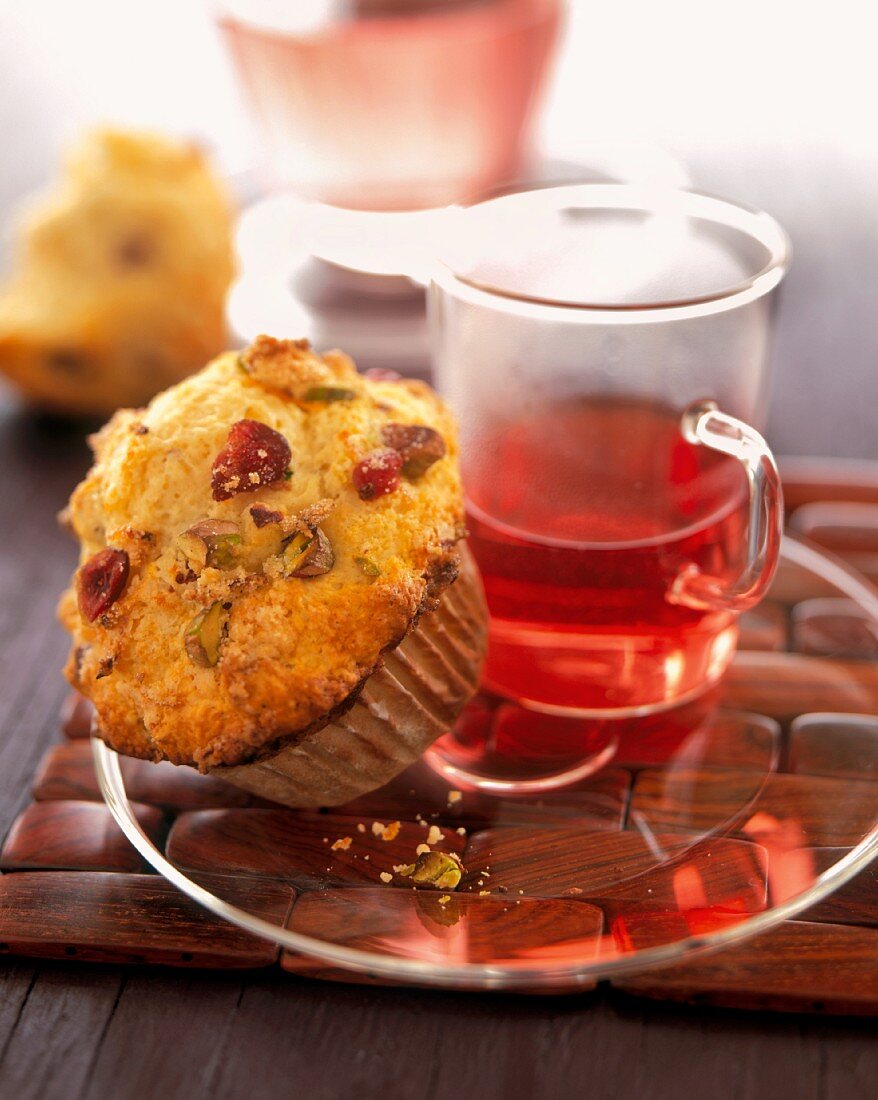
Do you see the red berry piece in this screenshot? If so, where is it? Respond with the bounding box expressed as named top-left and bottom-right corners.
top-left (352, 448), bottom-right (402, 501)
top-left (77, 548), bottom-right (130, 622)
top-left (381, 422), bottom-right (446, 478)
top-left (211, 419), bottom-right (292, 502)
top-left (363, 368), bottom-right (402, 382)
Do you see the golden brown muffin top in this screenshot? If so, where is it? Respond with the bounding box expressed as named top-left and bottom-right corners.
top-left (59, 337), bottom-right (465, 769)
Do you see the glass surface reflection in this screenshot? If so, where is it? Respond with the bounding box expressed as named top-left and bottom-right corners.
top-left (94, 538), bottom-right (878, 989)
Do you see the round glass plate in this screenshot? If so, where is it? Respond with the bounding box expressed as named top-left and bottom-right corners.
top-left (93, 535), bottom-right (878, 992)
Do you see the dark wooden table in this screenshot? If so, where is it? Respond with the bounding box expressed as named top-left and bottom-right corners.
top-left (0, 151), bottom-right (877, 1099)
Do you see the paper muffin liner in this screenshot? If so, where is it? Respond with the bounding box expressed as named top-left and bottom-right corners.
top-left (211, 544), bottom-right (488, 808)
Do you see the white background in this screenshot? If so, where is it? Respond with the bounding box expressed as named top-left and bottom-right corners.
top-left (0, 0), bottom-right (876, 454)
top-left (1, 1), bottom-right (875, 206)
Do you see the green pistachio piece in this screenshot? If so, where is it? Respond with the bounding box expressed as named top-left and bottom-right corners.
top-left (177, 519), bottom-right (241, 571)
top-left (176, 530), bottom-right (209, 571)
top-left (354, 555), bottom-right (381, 578)
top-left (381, 422), bottom-right (447, 479)
top-left (398, 851), bottom-right (462, 890)
top-left (208, 533), bottom-right (242, 568)
top-left (237, 509), bottom-right (286, 572)
top-left (303, 386), bottom-right (357, 403)
top-left (283, 531), bottom-right (312, 571)
top-left (184, 602), bottom-right (228, 668)
top-left (415, 891), bottom-right (464, 929)
top-left (283, 527), bottom-right (334, 578)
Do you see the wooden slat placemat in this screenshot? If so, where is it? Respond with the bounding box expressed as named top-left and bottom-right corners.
top-left (1, 467), bottom-right (878, 1011)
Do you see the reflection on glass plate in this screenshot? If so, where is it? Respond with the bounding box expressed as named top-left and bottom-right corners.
top-left (93, 536), bottom-right (878, 991)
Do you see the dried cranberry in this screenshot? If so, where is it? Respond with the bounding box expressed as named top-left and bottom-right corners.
top-left (77, 548), bottom-right (130, 622)
top-left (381, 422), bottom-right (446, 478)
top-left (352, 448), bottom-right (402, 501)
top-left (363, 368), bottom-right (402, 382)
top-left (211, 420), bottom-right (292, 502)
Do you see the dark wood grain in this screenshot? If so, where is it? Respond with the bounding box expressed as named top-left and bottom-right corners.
top-left (0, 449), bottom-right (876, 1100)
top-left (791, 599), bottom-right (878, 658)
top-left (612, 920), bottom-right (878, 1015)
top-left (0, 872), bottom-right (292, 968)
top-left (282, 888), bottom-right (604, 980)
top-left (787, 502), bottom-right (878, 586)
top-left (59, 692), bottom-right (93, 739)
top-left (614, 707), bottom-right (781, 770)
top-left (738, 602), bottom-right (788, 652)
top-left (762, 559), bottom-right (841, 605)
top-left (629, 768), bottom-right (878, 847)
top-left (0, 961), bottom-right (38, 1055)
top-left (1, 138), bottom-right (878, 1096)
top-left (167, 809), bottom-right (464, 886)
top-left (796, 848), bottom-right (878, 928)
top-left (0, 799), bottom-right (165, 873)
top-left (32, 741), bottom-right (254, 809)
top-left (0, 968), bottom-right (123, 1100)
top-left (788, 714), bottom-right (878, 780)
top-left (78, 972), bottom-right (247, 1100)
top-left (600, 902), bottom-right (751, 953)
top-left (335, 760), bottom-right (631, 831)
top-left (460, 828), bottom-right (768, 914)
top-left (720, 652), bottom-right (878, 722)
top-left (778, 459), bottom-right (878, 511)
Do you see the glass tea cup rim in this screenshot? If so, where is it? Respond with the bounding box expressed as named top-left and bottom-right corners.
top-left (432, 183), bottom-right (792, 325)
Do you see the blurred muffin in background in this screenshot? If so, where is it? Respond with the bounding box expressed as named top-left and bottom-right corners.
top-left (0, 128), bottom-right (235, 417)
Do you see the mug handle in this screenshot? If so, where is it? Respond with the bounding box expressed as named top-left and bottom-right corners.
top-left (671, 400), bottom-right (784, 613)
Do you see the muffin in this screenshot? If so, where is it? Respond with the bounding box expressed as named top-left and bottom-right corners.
top-left (58, 336), bottom-right (487, 806)
top-left (0, 128), bottom-right (235, 417)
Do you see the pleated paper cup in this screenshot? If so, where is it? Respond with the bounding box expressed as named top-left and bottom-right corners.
top-left (212, 544), bottom-right (488, 808)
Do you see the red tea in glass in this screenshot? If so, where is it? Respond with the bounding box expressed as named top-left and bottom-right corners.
top-left (466, 397), bottom-right (750, 713)
top-left (426, 185), bottom-right (788, 788)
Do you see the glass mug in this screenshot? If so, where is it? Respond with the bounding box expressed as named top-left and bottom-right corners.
top-left (257, 184), bottom-right (790, 789)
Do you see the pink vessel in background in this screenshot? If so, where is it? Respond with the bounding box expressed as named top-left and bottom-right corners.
top-left (217, 0), bottom-right (564, 209)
